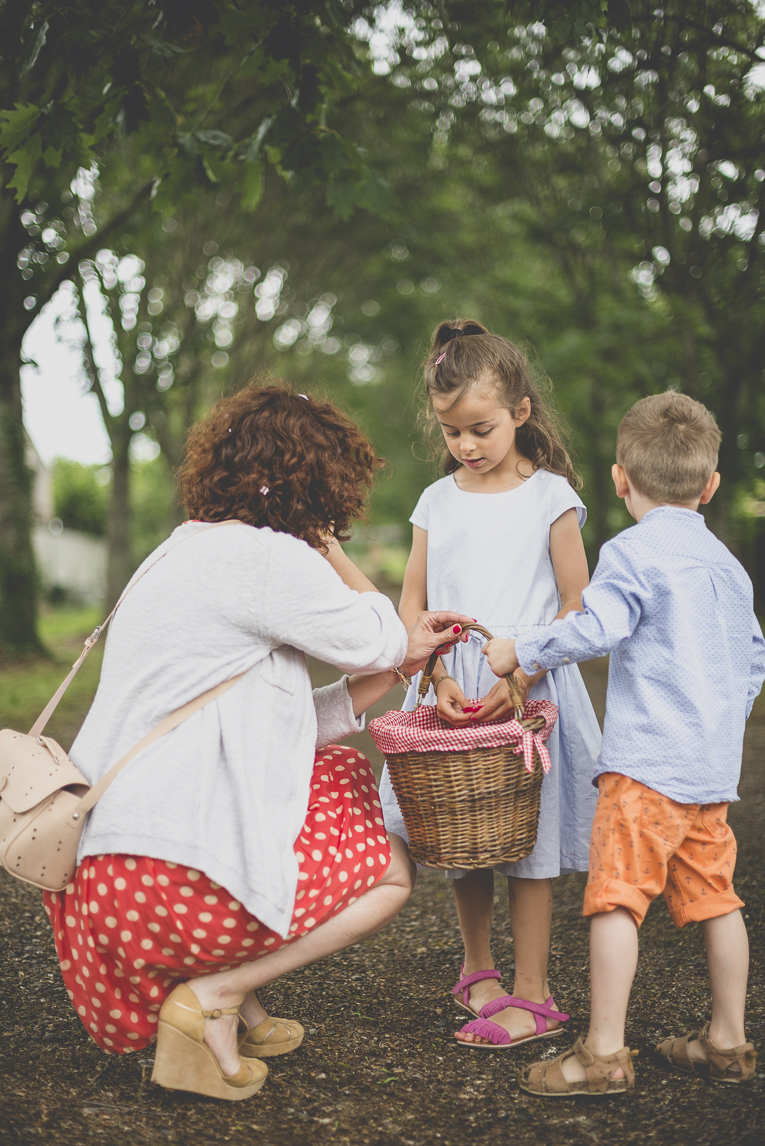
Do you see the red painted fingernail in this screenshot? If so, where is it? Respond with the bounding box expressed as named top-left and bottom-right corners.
top-left (453, 625), bottom-right (461, 633)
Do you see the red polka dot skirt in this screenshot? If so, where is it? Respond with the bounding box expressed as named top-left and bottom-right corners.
top-left (43, 746), bottom-right (390, 1054)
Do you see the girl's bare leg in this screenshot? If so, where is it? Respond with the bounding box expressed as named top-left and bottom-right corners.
top-left (456, 875), bottom-right (556, 1045)
top-left (188, 835), bottom-right (415, 1075)
top-left (453, 868), bottom-right (496, 971)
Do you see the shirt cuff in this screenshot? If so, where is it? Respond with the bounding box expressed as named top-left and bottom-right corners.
top-left (515, 636), bottom-right (548, 676)
top-left (515, 636), bottom-right (574, 674)
top-left (314, 677), bottom-right (364, 750)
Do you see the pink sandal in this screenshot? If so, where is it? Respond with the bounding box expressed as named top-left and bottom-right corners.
top-left (452, 967), bottom-right (569, 1050)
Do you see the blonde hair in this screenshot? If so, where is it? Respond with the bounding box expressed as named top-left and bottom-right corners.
top-left (616, 392), bottom-right (720, 503)
top-left (422, 319), bottom-right (580, 488)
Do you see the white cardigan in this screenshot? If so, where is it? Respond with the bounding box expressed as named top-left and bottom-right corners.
top-left (73, 521), bottom-right (407, 938)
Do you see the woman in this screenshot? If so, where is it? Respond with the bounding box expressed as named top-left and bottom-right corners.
top-left (44, 382), bottom-right (470, 1100)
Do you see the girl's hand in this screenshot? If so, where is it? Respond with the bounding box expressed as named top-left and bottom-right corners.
top-left (481, 637), bottom-right (519, 677)
top-left (435, 677), bottom-right (471, 727)
top-left (400, 611), bottom-right (472, 677)
top-left (470, 675), bottom-right (528, 723)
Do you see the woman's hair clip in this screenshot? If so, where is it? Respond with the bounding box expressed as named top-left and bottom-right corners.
top-left (260, 485), bottom-right (269, 496)
top-left (227, 427), bottom-right (232, 433)
top-left (298, 393), bottom-right (309, 400)
top-left (434, 353), bottom-right (446, 367)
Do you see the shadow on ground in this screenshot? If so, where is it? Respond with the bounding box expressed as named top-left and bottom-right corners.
top-left (1, 658), bottom-right (763, 1145)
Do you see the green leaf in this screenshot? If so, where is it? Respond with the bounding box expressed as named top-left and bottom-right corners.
top-left (219, 8), bottom-right (272, 46)
top-left (20, 19), bottom-right (49, 76)
top-left (6, 134), bottom-right (43, 202)
top-left (358, 167), bottom-right (392, 216)
top-left (145, 36), bottom-right (188, 58)
top-left (0, 104), bottom-right (41, 154)
top-left (238, 117), bottom-right (274, 162)
top-left (88, 97), bottom-right (121, 145)
top-left (42, 144), bottom-right (62, 168)
top-left (177, 132), bottom-right (200, 157)
top-left (202, 155), bottom-right (220, 184)
top-left (195, 130), bottom-right (235, 150)
top-left (325, 174), bottom-right (359, 220)
top-left (151, 155), bottom-right (197, 212)
top-left (239, 160), bottom-right (264, 210)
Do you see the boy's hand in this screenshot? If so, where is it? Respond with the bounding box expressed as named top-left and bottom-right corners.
top-left (481, 637), bottom-right (519, 677)
top-left (435, 677), bottom-right (471, 727)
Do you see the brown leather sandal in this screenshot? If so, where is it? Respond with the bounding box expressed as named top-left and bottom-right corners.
top-left (655, 1022), bottom-right (756, 1085)
top-left (518, 1037), bottom-right (635, 1097)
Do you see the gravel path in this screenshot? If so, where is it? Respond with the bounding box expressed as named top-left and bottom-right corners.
top-left (1, 659), bottom-right (762, 1145)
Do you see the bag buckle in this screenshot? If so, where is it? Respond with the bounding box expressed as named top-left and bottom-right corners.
top-left (84, 626), bottom-right (102, 649)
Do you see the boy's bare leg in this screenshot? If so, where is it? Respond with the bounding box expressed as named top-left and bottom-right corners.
top-left (558, 907), bottom-right (637, 1083)
top-left (455, 875), bottom-right (557, 1044)
top-left (684, 909), bottom-right (749, 1061)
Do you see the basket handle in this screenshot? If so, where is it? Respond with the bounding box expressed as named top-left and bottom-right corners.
top-left (416, 622), bottom-right (525, 716)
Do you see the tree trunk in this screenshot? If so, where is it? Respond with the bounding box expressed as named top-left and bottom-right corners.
top-left (106, 427), bottom-right (133, 610)
top-left (0, 198), bottom-right (43, 655)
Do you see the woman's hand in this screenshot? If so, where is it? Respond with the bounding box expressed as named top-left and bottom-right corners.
top-left (436, 677), bottom-right (471, 727)
top-left (399, 610), bottom-right (472, 677)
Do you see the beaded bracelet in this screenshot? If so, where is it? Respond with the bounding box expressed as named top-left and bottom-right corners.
top-left (432, 673), bottom-right (456, 694)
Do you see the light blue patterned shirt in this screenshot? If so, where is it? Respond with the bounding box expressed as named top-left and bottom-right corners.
top-left (515, 506), bottom-right (765, 804)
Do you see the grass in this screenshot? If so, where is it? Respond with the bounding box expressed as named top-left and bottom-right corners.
top-left (0, 604), bottom-right (105, 749)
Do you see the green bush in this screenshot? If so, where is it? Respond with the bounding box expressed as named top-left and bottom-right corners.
top-left (52, 460), bottom-right (109, 536)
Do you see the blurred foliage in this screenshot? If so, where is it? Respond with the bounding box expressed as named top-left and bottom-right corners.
top-left (130, 456), bottom-right (183, 564)
top-left (0, 0), bottom-right (388, 214)
top-left (0, 604), bottom-right (104, 744)
top-left (0, 0), bottom-right (397, 643)
top-left (52, 459), bottom-right (108, 536)
top-left (7, 0), bottom-right (765, 633)
top-left (52, 457), bottom-right (179, 563)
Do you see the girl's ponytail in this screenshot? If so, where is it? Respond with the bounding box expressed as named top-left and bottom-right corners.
top-left (421, 319), bottom-right (581, 490)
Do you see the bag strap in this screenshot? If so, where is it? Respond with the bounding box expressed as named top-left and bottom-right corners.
top-left (69, 669), bottom-right (247, 820)
top-left (28, 520), bottom-right (242, 739)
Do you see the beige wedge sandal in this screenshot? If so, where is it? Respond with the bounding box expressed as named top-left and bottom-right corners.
top-left (240, 1016), bottom-right (304, 1059)
top-left (655, 1023), bottom-right (756, 1085)
top-left (518, 1037), bottom-right (635, 1097)
top-left (152, 983), bottom-right (268, 1101)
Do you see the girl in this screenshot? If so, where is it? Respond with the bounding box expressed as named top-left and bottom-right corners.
top-left (380, 320), bottom-right (601, 1049)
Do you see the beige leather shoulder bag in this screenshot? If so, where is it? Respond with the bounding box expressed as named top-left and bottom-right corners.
top-left (0, 522), bottom-right (245, 891)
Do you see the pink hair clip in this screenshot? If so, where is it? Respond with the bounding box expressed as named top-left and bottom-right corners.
top-left (435, 353), bottom-right (446, 367)
top-left (298, 393), bottom-right (308, 400)
top-left (260, 485), bottom-right (269, 496)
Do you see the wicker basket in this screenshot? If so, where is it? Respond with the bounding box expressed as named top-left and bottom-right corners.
top-left (376, 623), bottom-right (553, 870)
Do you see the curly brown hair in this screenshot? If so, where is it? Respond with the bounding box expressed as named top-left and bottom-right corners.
top-left (177, 380), bottom-right (383, 550)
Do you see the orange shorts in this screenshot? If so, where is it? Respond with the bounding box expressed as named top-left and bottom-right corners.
top-left (583, 773), bottom-right (744, 928)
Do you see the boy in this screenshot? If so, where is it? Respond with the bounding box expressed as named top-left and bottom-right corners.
top-left (483, 392), bottom-right (764, 1096)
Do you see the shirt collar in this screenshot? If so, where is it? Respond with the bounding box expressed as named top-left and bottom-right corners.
top-left (639, 505), bottom-right (705, 527)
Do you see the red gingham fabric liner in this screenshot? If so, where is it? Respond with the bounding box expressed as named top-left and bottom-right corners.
top-left (369, 700), bottom-right (559, 774)
top-left (43, 746), bottom-right (390, 1054)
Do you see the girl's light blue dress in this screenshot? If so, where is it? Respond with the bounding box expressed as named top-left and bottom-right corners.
top-left (379, 468), bottom-right (601, 878)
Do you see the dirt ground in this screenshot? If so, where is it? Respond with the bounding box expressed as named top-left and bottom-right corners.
top-left (1, 656), bottom-right (763, 1146)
